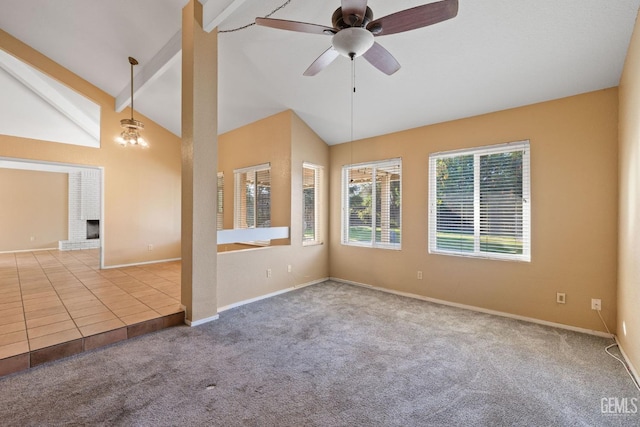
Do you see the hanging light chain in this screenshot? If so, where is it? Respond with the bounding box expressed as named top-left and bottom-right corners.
top-left (219, 0), bottom-right (293, 33)
top-left (129, 56), bottom-right (137, 120)
top-left (116, 56), bottom-right (147, 148)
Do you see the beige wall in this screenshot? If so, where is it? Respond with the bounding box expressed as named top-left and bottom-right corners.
top-left (329, 89), bottom-right (619, 333)
top-left (618, 11), bottom-right (640, 377)
top-left (217, 111), bottom-right (329, 308)
top-left (0, 169), bottom-right (67, 251)
top-left (0, 29), bottom-right (182, 266)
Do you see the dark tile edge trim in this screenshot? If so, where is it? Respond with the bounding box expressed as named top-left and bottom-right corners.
top-left (0, 311), bottom-right (185, 378)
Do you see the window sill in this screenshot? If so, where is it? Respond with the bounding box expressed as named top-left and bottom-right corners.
top-left (429, 249), bottom-right (530, 263)
top-left (342, 242), bottom-right (401, 251)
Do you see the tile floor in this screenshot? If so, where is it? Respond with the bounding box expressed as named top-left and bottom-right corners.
top-left (0, 249), bottom-right (183, 367)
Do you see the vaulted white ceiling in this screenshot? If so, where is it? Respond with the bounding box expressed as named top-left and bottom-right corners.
top-left (0, 0), bottom-right (638, 145)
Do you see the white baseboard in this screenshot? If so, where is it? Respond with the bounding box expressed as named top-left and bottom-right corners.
top-left (615, 337), bottom-right (640, 387)
top-left (217, 277), bottom-right (328, 313)
top-left (103, 257), bottom-right (181, 269)
top-left (186, 314), bottom-right (219, 327)
top-left (330, 277), bottom-right (614, 339)
top-left (181, 278), bottom-right (326, 326)
top-left (0, 247), bottom-right (58, 254)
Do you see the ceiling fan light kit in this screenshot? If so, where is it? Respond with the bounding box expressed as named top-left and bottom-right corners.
top-left (332, 28), bottom-right (374, 58)
top-left (255, 0), bottom-right (458, 75)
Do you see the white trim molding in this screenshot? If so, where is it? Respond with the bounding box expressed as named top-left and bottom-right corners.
top-left (330, 277), bottom-right (614, 339)
top-left (616, 337), bottom-right (640, 387)
top-left (103, 257), bottom-right (181, 269)
top-left (186, 314), bottom-right (219, 327)
top-left (218, 278), bottom-right (327, 313)
top-left (0, 247), bottom-right (58, 254)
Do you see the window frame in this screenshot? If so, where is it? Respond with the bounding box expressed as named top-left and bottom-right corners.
top-left (216, 172), bottom-right (224, 231)
top-left (428, 141), bottom-right (530, 262)
top-left (302, 162), bottom-right (322, 246)
top-left (233, 162), bottom-right (271, 230)
top-left (341, 158), bottom-right (402, 250)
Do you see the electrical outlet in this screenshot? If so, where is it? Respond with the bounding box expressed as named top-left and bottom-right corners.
top-left (556, 292), bottom-right (566, 304)
top-left (591, 298), bottom-right (601, 311)
top-left (267, 268), bottom-right (272, 278)
top-left (287, 265), bottom-right (292, 273)
top-left (30, 236), bottom-right (35, 242)
top-left (148, 244), bottom-right (154, 251)
top-left (417, 271), bottom-right (423, 280)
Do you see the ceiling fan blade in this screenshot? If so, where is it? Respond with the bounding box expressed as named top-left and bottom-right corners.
top-left (362, 42), bottom-right (401, 75)
top-left (341, 0), bottom-right (368, 26)
top-left (255, 17), bottom-right (335, 35)
top-left (367, 0), bottom-right (458, 36)
top-left (303, 47), bottom-right (340, 76)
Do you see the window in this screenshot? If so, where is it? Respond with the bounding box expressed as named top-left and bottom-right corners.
top-left (342, 158), bottom-right (401, 249)
top-left (303, 163), bottom-right (322, 245)
top-left (429, 141), bottom-right (530, 261)
top-left (216, 172), bottom-right (224, 230)
top-left (234, 163), bottom-right (270, 229)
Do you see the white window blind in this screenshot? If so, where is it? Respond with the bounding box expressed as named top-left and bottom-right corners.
top-left (216, 172), bottom-right (224, 230)
top-left (342, 158), bottom-right (401, 249)
top-left (428, 141), bottom-right (530, 261)
top-left (234, 163), bottom-right (271, 229)
top-left (303, 162), bottom-right (322, 245)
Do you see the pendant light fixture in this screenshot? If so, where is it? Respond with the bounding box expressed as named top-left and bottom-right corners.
top-left (116, 57), bottom-right (148, 148)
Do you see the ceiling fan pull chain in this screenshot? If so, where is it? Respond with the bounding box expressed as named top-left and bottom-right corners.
top-left (351, 56), bottom-right (355, 143)
top-left (349, 55), bottom-right (355, 170)
top-left (350, 53), bottom-right (356, 93)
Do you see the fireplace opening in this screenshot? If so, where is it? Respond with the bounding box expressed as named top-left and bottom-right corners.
top-left (87, 220), bottom-right (100, 240)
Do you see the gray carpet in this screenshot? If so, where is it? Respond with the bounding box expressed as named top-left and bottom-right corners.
top-left (0, 281), bottom-right (638, 426)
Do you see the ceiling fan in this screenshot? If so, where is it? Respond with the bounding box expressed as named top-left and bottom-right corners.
top-left (255, 0), bottom-right (458, 76)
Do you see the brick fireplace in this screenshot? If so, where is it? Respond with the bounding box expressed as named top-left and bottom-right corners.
top-left (59, 169), bottom-right (101, 250)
